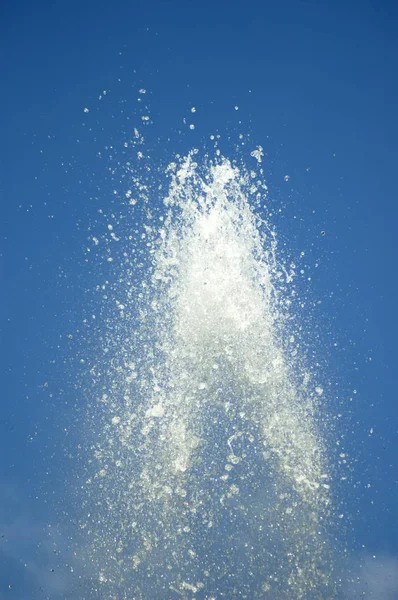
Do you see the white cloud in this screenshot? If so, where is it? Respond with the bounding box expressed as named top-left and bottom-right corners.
top-left (0, 481), bottom-right (96, 599)
top-left (341, 552), bottom-right (398, 599)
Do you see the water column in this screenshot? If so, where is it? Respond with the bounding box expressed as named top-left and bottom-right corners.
top-left (82, 153), bottom-right (334, 599)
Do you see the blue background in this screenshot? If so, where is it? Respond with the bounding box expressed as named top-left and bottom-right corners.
top-left (1, 0), bottom-right (397, 597)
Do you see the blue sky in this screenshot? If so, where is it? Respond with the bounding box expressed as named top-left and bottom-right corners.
top-left (1, 0), bottom-right (397, 597)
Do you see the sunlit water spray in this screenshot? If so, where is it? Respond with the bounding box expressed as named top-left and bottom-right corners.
top-left (80, 151), bottom-right (335, 599)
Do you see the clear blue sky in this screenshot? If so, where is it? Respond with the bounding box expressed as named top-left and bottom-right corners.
top-left (1, 0), bottom-right (397, 598)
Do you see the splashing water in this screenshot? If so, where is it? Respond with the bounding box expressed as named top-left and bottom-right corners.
top-left (79, 151), bottom-right (335, 599)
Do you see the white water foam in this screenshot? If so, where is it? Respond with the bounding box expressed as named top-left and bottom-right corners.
top-left (79, 151), bottom-right (335, 599)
